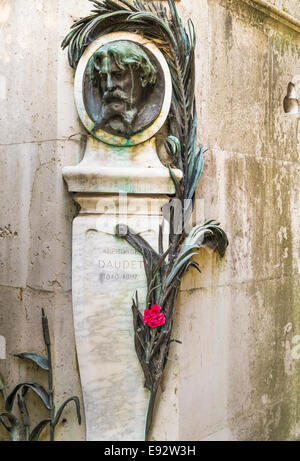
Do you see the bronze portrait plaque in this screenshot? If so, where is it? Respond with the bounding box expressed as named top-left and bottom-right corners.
top-left (83, 40), bottom-right (165, 139)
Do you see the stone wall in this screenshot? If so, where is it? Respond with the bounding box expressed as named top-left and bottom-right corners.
top-left (261, 0), bottom-right (300, 20)
top-left (0, 0), bottom-right (299, 441)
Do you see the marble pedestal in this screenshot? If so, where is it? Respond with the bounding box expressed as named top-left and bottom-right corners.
top-left (63, 137), bottom-right (180, 440)
top-left (72, 195), bottom-right (169, 440)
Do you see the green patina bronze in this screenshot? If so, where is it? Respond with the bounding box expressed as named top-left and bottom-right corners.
top-left (82, 39), bottom-right (164, 139)
top-left (86, 40), bottom-right (157, 88)
top-left (0, 310), bottom-right (81, 441)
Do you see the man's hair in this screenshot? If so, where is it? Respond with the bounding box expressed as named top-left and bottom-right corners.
top-left (88, 40), bottom-right (157, 88)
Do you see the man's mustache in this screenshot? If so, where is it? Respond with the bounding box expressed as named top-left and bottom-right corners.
top-left (102, 89), bottom-right (128, 102)
top-left (93, 104), bottom-right (138, 135)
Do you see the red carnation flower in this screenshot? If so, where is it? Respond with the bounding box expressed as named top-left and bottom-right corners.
top-left (143, 304), bottom-right (165, 328)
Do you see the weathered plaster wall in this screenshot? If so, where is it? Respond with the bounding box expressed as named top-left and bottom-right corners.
top-left (0, 0), bottom-right (299, 441)
top-left (152, 0), bottom-right (300, 441)
top-left (0, 0), bottom-right (91, 441)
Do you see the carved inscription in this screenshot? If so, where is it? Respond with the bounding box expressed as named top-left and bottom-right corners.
top-left (98, 247), bottom-right (143, 282)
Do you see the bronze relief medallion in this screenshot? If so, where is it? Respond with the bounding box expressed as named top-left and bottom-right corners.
top-left (83, 40), bottom-right (165, 139)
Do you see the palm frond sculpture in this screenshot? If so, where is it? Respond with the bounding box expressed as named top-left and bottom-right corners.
top-left (62, 0), bottom-right (229, 439)
top-left (116, 219), bottom-right (228, 436)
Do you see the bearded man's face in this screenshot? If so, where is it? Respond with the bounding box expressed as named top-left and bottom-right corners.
top-left (96, 54), bottom-right (143, 137)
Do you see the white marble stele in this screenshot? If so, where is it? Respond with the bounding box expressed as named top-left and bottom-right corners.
top-left (62, 32), bottom-right (182, 440)
top-left (70, 193), bottom-right (170, 441)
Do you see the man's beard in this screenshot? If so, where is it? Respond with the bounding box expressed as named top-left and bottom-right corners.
top-left (93, 90), bottom-right (138, 138)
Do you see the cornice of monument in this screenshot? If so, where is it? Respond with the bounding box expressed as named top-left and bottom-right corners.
top-left (242, 0), bottom-right (300, 33)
